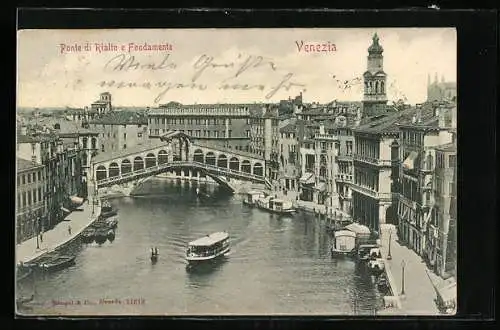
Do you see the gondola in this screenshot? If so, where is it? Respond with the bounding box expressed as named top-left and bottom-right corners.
top-left (40, 255), bottom-right (76, 272)
top-left (150, 248), bottom-right (159, 264)
top-left (94, 229), bottom-right (108, 245)
top-left (107, 229), bottom-right (116, 242)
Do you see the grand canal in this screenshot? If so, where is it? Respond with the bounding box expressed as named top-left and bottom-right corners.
top-left (18, 178), bottom-right (381, 315)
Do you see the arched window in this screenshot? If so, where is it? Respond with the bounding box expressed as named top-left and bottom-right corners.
top-left (253, 162), bottom-right (263, 176)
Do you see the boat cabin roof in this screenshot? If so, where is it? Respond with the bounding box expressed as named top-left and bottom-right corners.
top-left (188, 232), bottom-right (229, 247)
top-left (248, 190), bottom-right (264, 195)
top-left (334, 230), bottom-right (357, 238)
top-left (345, 223), bottom-right (371, 235)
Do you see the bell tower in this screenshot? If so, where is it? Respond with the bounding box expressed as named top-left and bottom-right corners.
top-left (362, 33), bottom-right (388, 118)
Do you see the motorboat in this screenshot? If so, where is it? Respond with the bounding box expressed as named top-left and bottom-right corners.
top-left (256, 197), bottom-right (296, 216)
top-left (40, 255), bottom-right (76, 272)
top-left (243, 190), bottom-right (266, 206)
top-left (331, 230), bottom-right (357, 257)
top-left (186, 231), bottom-right (230, 265)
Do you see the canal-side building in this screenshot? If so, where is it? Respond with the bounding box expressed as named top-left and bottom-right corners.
top-left (17, 133), bottom-right (85, 231)
top-left (277, 120), bottom-right (301, 198)
top-left (313, 125), bottom-right (340, 210)
top-left (249, 105), bottom-right (280, 181)
top-left (328, 117), bottom-right (357, 216)
top-left (16, 158), bottom-right (46, 244)
top-left (351, 110), bottom-right (411, 234)
top-left (148, 102), bottom-right (253, 150)
top-left (89, 110), bottom-right (149, 153)
top-left (298, 136), bottom-right (316, 202)
top-left (396, 103), bottom-right (456, 259)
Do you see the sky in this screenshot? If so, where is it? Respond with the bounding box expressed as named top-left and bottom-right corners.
top-left (17, 28), bottom-right (456, 108)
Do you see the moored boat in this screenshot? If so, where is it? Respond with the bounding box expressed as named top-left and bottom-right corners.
top-left (106, 216), bottom-right (119, 229)
top-left (81, 228), bottom-right (96, 244)
top-left (331, 230), bottom-right (357, 257)
top-left (243, 190), bottom-right (266, 206)
top-left (94, 229), bottom-right (108, 245)
top-left (99, 201), bottom-right (118, 219)
top-left (186, 231), bottom-right (230, 265)
top-left (357, 244), bottom-right (381, 262)
top-left (107, 229), bottom-right (116, 242)
top-left (256, 196), bottom-right (296, 216)
top-left (40, 255), bottom-right (76, 271)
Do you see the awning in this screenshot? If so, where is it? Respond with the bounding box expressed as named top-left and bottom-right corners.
top-left (315, 182), bottom-right (327, 191)
top-left (70, 196), bottom-right (84, 205)
top-left (61, 207), bottom-right (70, 213)
top-left (300, 172), bottom-right (315, 185)
top-left (403, 151), bottom-right (418, 170)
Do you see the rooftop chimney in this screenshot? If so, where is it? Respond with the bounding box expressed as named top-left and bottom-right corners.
top-left (319, 124), bottom-right (325, 135)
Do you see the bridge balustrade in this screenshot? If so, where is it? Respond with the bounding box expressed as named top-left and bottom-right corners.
top-left (95, 160), bottom-right (266, 188)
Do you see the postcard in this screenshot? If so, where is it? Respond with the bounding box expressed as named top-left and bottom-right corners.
top-left (16, 27), bottom-right (457, 316)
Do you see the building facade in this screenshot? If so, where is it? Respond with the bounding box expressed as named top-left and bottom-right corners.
top-left (397, 104), bottom-right (456, 257)
top-left (427, 141), bottom-right (457, 278)
top-left (17, 134), bottom-right (85, 232)
top-left (352, 120), bottom-right (396, 234)
top-left (89, 111), bottom-right (149, 153)
top-left (329, 121), bottom-right (355, 215)
top-left (314, 127), bottom-right (339, 210)
top-left (249, 106), bottom-right (280, 180)
top-left (16, 158), bottom-right (46, 244)
top-left (148, 103), bottom-right (253, 150)
top-left (277, 121), bottom-right (300, 198)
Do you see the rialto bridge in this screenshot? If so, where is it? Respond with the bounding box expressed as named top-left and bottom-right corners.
top-left (90, 131), bottom-right (270, 193)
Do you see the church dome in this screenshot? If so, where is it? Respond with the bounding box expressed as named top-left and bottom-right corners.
top-left (368, 33), bottom-right (384, 54)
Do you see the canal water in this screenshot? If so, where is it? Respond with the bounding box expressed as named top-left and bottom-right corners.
top-left (17, 178), bottom-right (381, 316)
